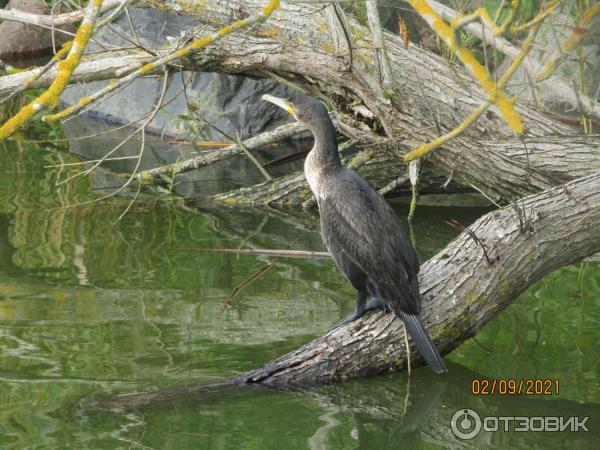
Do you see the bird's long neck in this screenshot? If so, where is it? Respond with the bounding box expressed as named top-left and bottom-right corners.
top-left (307, 118), bottom-right (341, 170)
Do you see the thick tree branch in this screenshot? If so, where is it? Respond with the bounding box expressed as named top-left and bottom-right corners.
top-left (231, 173), bottom-right (600, 386)
top-left (0, 52), bottom-right (152, 96)
top-left (213, 133), bottom-right (600, 207)
top-left (136, 121), bottom-right (306, 181)
top-left (3, 1), bottom-right (598, 205)
top-left (146, 0), bottom-right (594, 202)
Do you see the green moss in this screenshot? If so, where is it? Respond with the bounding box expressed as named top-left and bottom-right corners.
top-left (464, 291), bottom-right (481, 306)
top-left (437, 311), bottom-right (472, 343)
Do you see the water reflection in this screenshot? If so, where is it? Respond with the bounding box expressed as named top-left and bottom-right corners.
top-left (82, 362), bottom-right (600, 449)
top-left (0, 139), bottom-right (598, 449)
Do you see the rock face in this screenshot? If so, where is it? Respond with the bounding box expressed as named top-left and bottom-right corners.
top-left (0, 0), bottom-right (72, 66)
top-left (60, 7), bottom-right (300, 197)
top-left (62, 7), bottom-right (293, 140)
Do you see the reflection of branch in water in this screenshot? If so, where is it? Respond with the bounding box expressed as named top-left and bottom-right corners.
top-left (91, 361), bottom-right (600, 449)
top-left (472, 335), bottom-right (493, 353)
top-left (307, 410), bottom-right (340, 450)
top-left (531, 308), bottom-right (541, 351)
top-left (223, 231), bottom-right (311, 306)
top-left (224, 262), bottom-right (274, 307)
top-left (92, 380), bottom-right (235, 413)
top-left (178, 206), bottom-right (350, 313)
top-left (54, 68), bottom-right (170, 217)
top-left (237, 215), bottom-right (268, 252)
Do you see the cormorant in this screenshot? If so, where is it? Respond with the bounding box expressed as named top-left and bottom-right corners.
top-left (262, 94), bottom-right (447, 374)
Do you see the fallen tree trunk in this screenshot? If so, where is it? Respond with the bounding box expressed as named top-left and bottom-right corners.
top-left (213, 133), bottom-right (600, 207)
top-left (153, 0), bottom-right (597, 205)
top-left (232, 172), bottom-right (600, 386)
top-left (6, 1), bottom-right (598, 204)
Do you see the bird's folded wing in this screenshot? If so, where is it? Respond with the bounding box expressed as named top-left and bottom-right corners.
top-left (319, 178), bottom-right (420, 313)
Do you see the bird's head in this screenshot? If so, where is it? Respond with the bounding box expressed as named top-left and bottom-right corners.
top-left (262, 94), bottom-right (330, 130)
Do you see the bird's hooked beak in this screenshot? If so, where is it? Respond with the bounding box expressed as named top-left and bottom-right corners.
top-left (262, 94), bottom-right (297, 118)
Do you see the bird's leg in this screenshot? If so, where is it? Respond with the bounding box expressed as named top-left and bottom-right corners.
top-left (328, 291), bottom-right (368, 330)
top-left (328, 293), bottom-right (392, 331)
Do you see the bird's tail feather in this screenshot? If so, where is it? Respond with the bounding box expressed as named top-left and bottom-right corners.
top-left (398, 311), bottom-right (447, 374)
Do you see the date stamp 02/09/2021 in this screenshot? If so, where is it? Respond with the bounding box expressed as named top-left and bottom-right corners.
top-left (471, 378), bottom-right (560, 396)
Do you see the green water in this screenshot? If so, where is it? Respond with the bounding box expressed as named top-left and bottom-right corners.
top-left (0, 139), bottom-right (598, 449)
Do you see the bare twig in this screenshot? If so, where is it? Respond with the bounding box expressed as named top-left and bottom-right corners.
top-left (446, 218), bottom-right (496, 265)
top-left (406, 0), bottom-right (525, 133)
top-left (41, 0), bottom-right (281, 123)
top-left (55, 68), bottom-right (169, 211)
top-left (235, 130), bottom-right (273, 182)
top-left (404, 14), bottom-right (545, 161)
top-left (96, 0), bottom-right (134, 28)
top-left (137, 121), bottom-right (305, 181)
top-left (177, 248), bottom-right (331, 258)
top-left (427, 0), bottom-right (600, 120)
top-left (0, 0), bottom-right (120, 28)
top-left (44, 155), bottom-right (140, 168)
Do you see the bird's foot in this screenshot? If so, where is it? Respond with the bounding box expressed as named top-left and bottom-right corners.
top-left (365, 298), bottom-right (391, 314)
top-left (328, 298), bottom-right (388, 331)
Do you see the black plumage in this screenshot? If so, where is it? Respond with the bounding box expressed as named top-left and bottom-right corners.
top-left (262, 94), bottom-right (447, 374)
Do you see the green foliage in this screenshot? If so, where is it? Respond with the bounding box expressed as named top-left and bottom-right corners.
top-left (484, 0), bottom-right (542, 22)
top-left (521, 0), bottom-right (542, 21)
top-left (352, 0), bottom-right (368, 26)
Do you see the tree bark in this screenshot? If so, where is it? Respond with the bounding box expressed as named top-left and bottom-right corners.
top-left (5, 1), bottom-right (599, 204)
top-left (231, 173), bottom-right (600, 386)
top-left (154, 0), bottom-right (597, 205)
top-left (213, 133), bottom-right (600, 207)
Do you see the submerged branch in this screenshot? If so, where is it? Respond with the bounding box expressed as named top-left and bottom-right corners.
top-left (136, 121), bottom-right (305, 181)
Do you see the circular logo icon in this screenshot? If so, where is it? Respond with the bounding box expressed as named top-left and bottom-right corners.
top-left (451, 408), bottom-right (481, 440)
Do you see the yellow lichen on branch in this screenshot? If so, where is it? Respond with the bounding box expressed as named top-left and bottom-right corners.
top-left (42, 0), bottom-right (280, 122)
top-left (0, 0), bottom-right (103, 140)
top-left (451, 1), bottom-right (518, 36)
top-left (407, 0), bottom-right (524, 133)
top-left (536, 2), bottom-right (600, 81)
top-left (509, 3), bottom-right (555, 33)
top-left (404, 7), bottom-right (547, 162)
